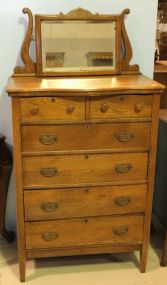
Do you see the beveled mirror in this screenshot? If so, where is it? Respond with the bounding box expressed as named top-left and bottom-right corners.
top-left (14, 8), bottom-right (139, 76)
top-left (35, 9), bottom-right (121, 76)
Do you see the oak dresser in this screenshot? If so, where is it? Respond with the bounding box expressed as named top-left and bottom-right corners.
top-left (6, 7), bottom-right (165, 282)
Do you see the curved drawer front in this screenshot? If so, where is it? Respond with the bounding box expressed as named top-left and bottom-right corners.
top-left (90, 95), bottom-right (152, 119)
top-left (23, 153), bottom-right (148, 188)
top-left (24, 185), bottom-right (147, 221)
top-left (20, 97), bottom-right (85, 122)
top-left (25, 215), bottom-right (144, 250)
top-left (21, 122), bottom-right (150, 152)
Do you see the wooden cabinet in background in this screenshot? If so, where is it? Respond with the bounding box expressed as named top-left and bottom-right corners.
top-left (154, 61), bottom-right (167, 108)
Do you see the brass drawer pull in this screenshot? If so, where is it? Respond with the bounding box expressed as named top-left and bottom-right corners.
top-left (115, 196), bottom-right (131, 206)
top-left (39, 135), bottom-right (57, 145)
top-left (41, 202), bottom-right (59, 212)
top-left (113, 227), bottom-right (128, 236)
top-left (30, 107), bottom-right (39, 116)
top-left (100, 103), bottom-right (109, 113)
top-left (115, 164), bottom-right (132, 174)
top-left (117, 132), bottom-right (134, 142)
top-left (135, 103), bottom-right (143, 113)
top-left (40, 168), bottom-right (58, 177)
top-left (66, 104), bottom-right (75, 114)
top-left (42, 232), bottom-right (58, 241)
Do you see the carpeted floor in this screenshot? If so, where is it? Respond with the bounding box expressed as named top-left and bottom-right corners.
top-left (0, 230), bottom-right (167, 285)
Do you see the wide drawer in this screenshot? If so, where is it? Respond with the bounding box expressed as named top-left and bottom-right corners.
top-left (90, 95), bottom-right (152, 119)
top-left (25, 215), bottom-right (144, 249)
top-left (20, 97), bottom-right (85, 122)
top-left (24, 185), bottom-right (147, 221)
top-left (23, 153), bottom-right (148, 188)
top-left (21, 122), bottom-right (150, 152)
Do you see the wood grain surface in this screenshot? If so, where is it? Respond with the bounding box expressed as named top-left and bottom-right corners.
top-left (20, 97), bottom-right (85, 122)
top-left (90, 95), bottom-right (152, 119)
top-left (25, 215), bottom-right (144, 250)
top-left (24, 184), bottom-right (147, 221)
top-left (7, 75), bottom-right (165, 96)
top-left (21, 122), bottom-right (150, 152)
top-left (23, 153), bottom-right (148, 187)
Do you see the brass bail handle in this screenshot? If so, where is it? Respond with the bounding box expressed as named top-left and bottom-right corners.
top-left (42, 232), bottom-right (58, 241)
top-left (115, 196), bottom-right (131, 206)
top-left (117, 132), bottom-right (134, 142)
top-left (40, 168), bottom-right (58, 177)
top-left (113, 227), bottom-right (128, 235)
top-left (39, 135), bottom-right (57, 145)
top-left (115, 164), bottom-right (132, 174)
top-left (41, 202), bottom-right (59, 212)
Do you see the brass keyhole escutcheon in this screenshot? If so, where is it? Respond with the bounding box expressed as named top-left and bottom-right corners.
top-left (51, 97), bottom-right (56, 103)
top-left (85, 188), bottom-right (90, 193)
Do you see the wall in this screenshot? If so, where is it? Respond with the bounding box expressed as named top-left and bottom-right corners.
top-left (0, 0), bottom-right (158, 232)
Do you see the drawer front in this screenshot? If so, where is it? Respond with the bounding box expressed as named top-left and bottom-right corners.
top-left (25, 215), bottom-right (143, 249)
top-left (90, 95), bottom-right (152, 119)
top-left (21, 122), bottom-right (150, 152)
top-left (20, 97), bottom-right (85, 122)
top-left (24, 185), bottom-right (147, 221)
top-left (23, 153), bottom-right (148, 188)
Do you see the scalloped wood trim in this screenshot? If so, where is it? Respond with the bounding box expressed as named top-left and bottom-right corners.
top-left (14, 8), bottom-right (36, 75)
top-left (120, 9), bottom-right (140, 74)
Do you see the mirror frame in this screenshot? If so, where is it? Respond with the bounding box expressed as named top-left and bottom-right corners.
top-left (13, 7), bottom-right (139, 77)
top-left (35, 8), bottom-right (121, 77)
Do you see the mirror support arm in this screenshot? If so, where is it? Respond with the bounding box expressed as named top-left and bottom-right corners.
top-left (14, 7), bottom-right (36, 76)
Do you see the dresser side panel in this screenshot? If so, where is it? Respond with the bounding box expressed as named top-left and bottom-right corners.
top-left (12, 97), bottom-right (26, 281)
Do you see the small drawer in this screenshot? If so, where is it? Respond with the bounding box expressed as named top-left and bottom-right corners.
top-left (21, 122), bottom-right (150, 152)
top-left (90, 95), bottom-right (152, 119)
top-left (23, 153), bottom-right (148, 188)
top-left (25, 215), bottom-right (144, 249)
top-left (20, 97), bottom-right (85, 122)
top-left (24, 185), bottom-right (147, 221)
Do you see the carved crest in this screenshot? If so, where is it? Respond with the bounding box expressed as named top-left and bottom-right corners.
top-left (66, 7), bottom-right (95, 17)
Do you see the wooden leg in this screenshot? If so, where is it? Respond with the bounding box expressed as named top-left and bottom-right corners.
top-left (161, 230), bottom-right (167, 267)
top-left (19, 255), bottom-right (26, 282)
top-left (140, 247), bottom-right (147, 273)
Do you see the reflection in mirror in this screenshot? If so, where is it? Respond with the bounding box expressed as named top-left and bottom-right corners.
top-left (41, 20), bottom-right (116, 72)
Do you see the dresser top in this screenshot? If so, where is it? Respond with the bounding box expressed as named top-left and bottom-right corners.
top-left (7, 74), bottom-right (165, 97)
